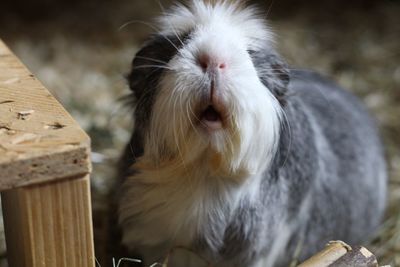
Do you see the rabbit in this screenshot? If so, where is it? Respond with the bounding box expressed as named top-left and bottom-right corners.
top-left (116, 1), bottom-right (387, 266)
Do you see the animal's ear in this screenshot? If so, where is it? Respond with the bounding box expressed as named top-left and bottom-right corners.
top-left (126, 37), bottom-right (168, 129)
top-left (128, 37), bottom-right (167, 100)
top-left (250, 51), bottom-right (290, 105)
top-left (127, 33), bottom-right (185, 128)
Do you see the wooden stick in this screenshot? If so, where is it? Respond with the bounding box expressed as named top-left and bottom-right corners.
top-left (299, 241), bottom-right (384, 267)
top-left (298, 241), bottom-right (350, 267)
top-left (1, 175), bottom-right (95, 267)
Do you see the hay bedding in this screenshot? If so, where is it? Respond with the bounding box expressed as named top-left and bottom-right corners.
top-left (0, 0), bottom-right (399, 266)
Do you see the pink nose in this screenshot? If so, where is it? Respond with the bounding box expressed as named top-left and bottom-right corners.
top-left (198, 54), bottom-right (226, 72)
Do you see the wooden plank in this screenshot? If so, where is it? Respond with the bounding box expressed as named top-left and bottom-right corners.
top-left (1, 175), bottom-right (95, 267)
top-left (0, 40), bottom-right (91, 190)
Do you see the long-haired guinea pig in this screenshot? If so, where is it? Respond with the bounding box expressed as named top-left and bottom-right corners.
top-left (117, 1), bottom-right (387, 266)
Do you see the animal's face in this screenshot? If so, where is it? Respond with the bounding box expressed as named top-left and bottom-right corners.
top-left (129, 1), bottom-right (289, 178)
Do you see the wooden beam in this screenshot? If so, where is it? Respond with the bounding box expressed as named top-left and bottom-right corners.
top-left (0, 40), bottom-right (91, 190)
top-left (1, 175), bottom-right (95, 267)
top-left (0, 40), bottom-right (95, 266)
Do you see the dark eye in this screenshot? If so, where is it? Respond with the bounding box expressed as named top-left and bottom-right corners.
top-left (247, 49), bottom-right (256, 56)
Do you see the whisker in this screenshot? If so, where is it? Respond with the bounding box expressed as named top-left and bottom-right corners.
top-left (187, 99), bottom-right (202, 139)
top-left (171, 89), bottom-right (187, 170)
top-left (279, 107), bottom-right (292, 168)
top-left (132, 65), bottom-right (173, 70)
top-left (135, 56), bottom-right (170, 65)
top-left (156, 0), bottom-right (185, 47)
top-left (265, 0), bottom-right (276, 19)
top-left (118, 20), bottom-right (180, 52)
top-left (224, 129), bottom-right (235, 158)
top-left (178, 89), bottom-right (190, 159)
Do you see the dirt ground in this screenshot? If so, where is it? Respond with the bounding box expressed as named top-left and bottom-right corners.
top-left (0, 0), bottom-right (399, 266)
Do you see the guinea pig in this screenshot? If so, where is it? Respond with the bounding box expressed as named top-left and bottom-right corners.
top-left (117, 1), bottom-right (387, 266)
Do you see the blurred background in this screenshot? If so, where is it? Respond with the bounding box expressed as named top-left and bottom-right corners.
top-left (0, 0), bottom-right (399, 266)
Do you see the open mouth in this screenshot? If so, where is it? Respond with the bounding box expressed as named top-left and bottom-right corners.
top-left (200, 105), bottom-right (224, 130)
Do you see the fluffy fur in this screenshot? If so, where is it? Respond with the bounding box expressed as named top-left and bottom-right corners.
top-left (117, 1), bottom-right (387, 266)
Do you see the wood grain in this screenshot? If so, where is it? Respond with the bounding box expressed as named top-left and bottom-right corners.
top-left (299, 241), bottom-right (383, 267)
top-left (1, 175), bottom-right (95, 267)
top-left (0, 40), bottom-right (91, 190)
top-left (0, 39), bottom-right (95, 267)
top-left (298, 241), bottom-right (350, 267)
top-left (331, 246), bottom-right (379, 267)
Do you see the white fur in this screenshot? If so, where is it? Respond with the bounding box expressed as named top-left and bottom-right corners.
top-left (119, 1), bottom-right (282, 264)
top-left (158, 1), bottom-right (274, 50)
